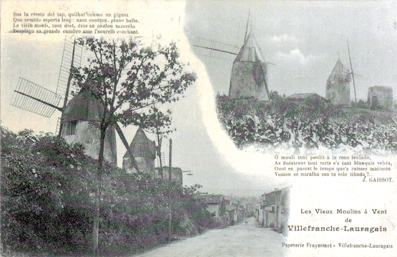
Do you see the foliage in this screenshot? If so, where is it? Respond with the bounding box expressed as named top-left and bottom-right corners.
top-left (1, 127), bottom-right (211, 256)
top-left (1, 127), bottom-right (96, 255)
top-left (216, 95), bottom-right (397, 152)
top-left (268, 90), bottom-right (282, 101)
top-left (71, 37), bottom-right (196, 253)
top-left (72, 37), bottom-right (196, 132)
top-left (355, 99), bottom-right (370, 109)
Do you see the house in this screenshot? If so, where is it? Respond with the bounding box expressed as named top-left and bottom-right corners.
top-left (229, 33), bottom-right (269, 100)
top-left (326, 59), bottom-right (351, 107)
top-left (261, 187), bottom-right (290, 235)
top-left (239, 198), bottom-right (255, 218)
top-left (230, 199), bottom-right (244, 223)
top-left (205, 194), bottom-right (226, 222)
top-left (367, 86), bottom-right (393, 110)
top-left (61, 88), bottom-right (117, 165)
top-left (225, 205), bottom-right (236, 225)
top-left (122, 127), bottom-right (156, 174)
top-left (154, 166), bottom-right (183, 185)
top-left (286, 93), bottom-right (329, 118)
top-left (255, 203), bottom-right (264, 225)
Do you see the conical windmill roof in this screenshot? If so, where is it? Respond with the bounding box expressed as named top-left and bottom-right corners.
top-left (234, 33), bottom-right (265, 63)
top-left (63, 89), bottom-right (104, 122)
top-left (327, 59), bottom-right (351, 82)
top-left (123, 127), bottom-right (156, 159)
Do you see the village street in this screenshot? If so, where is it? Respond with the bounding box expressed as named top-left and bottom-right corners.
top-left (134, 217), bottom-right (287, 257)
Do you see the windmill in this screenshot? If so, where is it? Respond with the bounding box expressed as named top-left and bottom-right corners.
top-left (192, 12), bottom-right (273, 100)
top-left (11, 38), bottom-right (83, 130)
top-left (325, 40), bottom-right (362, 107)
top-left (325, 58), bottom-right (352, 107)
top-left (10, 37), bottom-right (140, 171)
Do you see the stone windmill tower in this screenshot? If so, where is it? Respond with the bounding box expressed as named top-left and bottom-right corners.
top-left (229, 32), bottom-right (269, 100)
top-left (193, 12), bottom-right (271, 101)
top-left (122, 127), bottom-right (156, 174)
top-left (326, 59), bottom-right (352, 107)
top-left (61, 87), bottom-right (118, 164)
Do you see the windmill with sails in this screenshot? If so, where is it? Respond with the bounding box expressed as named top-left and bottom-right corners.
top-left (192, 12), bottom-right (272, 101)
top-left (10, 37), bottom-right (140, 171)
top-left (325, 40), bottom-right (360, 107)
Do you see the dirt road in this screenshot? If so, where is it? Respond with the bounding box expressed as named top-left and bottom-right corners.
top-left (135, 217), bottom-right (287, 257)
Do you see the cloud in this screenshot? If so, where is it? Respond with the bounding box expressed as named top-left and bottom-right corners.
top-left (275, 49), bottom-right (320, 65)
top-left (270, 34), bottom-right (300, 43)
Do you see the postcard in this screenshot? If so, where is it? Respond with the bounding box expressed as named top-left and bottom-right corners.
top-left (1, 1), bottom-right (396, 256)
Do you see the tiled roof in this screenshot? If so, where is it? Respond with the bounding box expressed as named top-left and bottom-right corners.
top-left (234, 33), bottom-right (265, 63)
top-left (63, 89), bottom-right (104, 122)
top-left (205, 194), bottom-right (223, 204)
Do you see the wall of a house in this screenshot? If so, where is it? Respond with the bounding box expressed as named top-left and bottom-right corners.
top-left (123, 156), bottom-right (155, 174)
top-left (367, 86), bottom-right (393, 109)
top-left (206, 204), bottom-right (220, 217)
top-left (158, 167), bottom-right (183, 185)
top-left (264, 206), bottom-right (276, 228)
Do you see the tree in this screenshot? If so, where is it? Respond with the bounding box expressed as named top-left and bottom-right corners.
top-left (1, 127), bottom-right (98, 255)
top-left (72, 37), bottom-right (196, 255)
top-left (2, 127), bottom-right (215, 256)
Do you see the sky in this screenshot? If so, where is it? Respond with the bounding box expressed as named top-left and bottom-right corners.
top-left (184, 1), bottom-right (397, 101)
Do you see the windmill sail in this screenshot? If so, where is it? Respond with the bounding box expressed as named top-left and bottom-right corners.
top-left (347, 40), bottom-right (357, 103)
top-left (192, 37), bottom-right (239, 60)
top-left (56, 38), bottom-right (83, 100)
top-left (10, 38), bottom-right (83, 120)
top-left (10, 77), bottom-right (63, 118)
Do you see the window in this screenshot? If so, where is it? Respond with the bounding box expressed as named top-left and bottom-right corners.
top-left (64, 121), bottom-right (77, 135)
